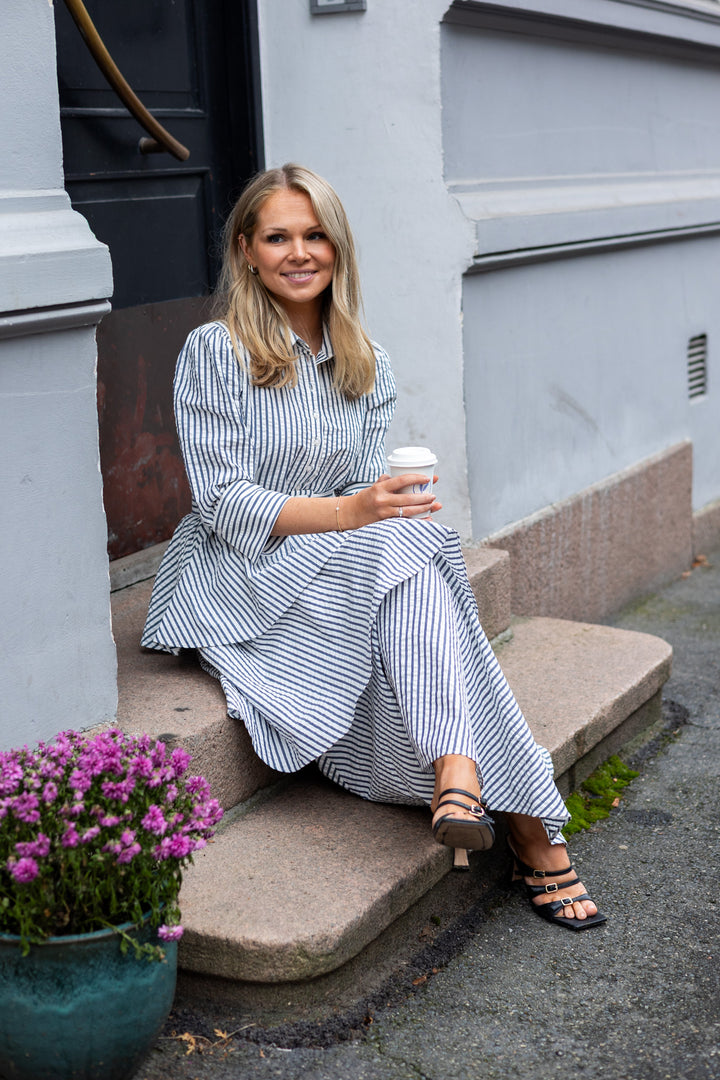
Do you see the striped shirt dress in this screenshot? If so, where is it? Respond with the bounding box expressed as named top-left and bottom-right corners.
top-left (142, 322), bottom-right (570, 840)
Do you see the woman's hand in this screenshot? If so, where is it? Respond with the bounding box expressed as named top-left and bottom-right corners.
top-left (341, 473), bottom-right (441, 530)
top-left (271, 474), bottom-right (441, 536)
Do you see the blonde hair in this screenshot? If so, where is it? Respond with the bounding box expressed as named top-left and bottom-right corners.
top-left (212, 164), bottom-right (376, 399)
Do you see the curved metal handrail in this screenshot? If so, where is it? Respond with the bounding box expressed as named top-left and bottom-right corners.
top-left (62, 0), bottom-right (190, 162)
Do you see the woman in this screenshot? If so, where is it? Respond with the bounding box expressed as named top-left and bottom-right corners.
top-left (142, 164), bottom-right (605, 930)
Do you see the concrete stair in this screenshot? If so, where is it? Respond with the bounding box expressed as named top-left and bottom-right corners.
top-left (111, 545), bottom-right (671, 988)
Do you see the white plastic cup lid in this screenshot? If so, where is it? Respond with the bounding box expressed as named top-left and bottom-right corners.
top-left (387, 446), bottom-right (438, 468)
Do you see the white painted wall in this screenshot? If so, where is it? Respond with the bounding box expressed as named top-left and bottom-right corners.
top-left (2, 3), bottom-right (64, 191)
top-left (0, 327), bottom-right (117, 745)
top-left (0, 0), bottom-right (116, 749)
top-left (256, 0), bottom-right (475, 537)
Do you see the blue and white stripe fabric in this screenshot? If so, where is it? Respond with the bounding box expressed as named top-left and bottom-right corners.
top-left (142, 321), bottom-right (569, 839)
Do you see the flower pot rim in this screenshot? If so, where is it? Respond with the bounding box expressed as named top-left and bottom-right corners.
top-left (0, 913), bottom-right (151, 947)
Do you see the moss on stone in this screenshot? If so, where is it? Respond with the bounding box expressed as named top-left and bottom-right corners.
top-left (563, 755), bottom-right (639, 836)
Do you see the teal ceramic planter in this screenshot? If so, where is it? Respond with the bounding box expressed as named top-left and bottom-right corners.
top-left (0, 920), bottom-right (177, 1080)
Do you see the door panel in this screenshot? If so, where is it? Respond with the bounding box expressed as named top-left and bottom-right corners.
top-left (55, 0), bottom-right (261, 559)
top-left (56, 0), bottom-right (214, 303)
top-left (69, 173), bottom-right (210, 308)
top-left (58, 2), bottom-right (197, 107)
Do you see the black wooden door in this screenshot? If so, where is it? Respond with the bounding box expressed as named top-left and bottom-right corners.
top-left (55, 0), bottom-right (262, 559)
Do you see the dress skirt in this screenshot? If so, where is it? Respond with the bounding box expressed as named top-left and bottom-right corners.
top-left (182, 521), bottom-right (570, 842)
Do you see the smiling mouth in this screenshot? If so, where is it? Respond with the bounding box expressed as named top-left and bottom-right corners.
top-left (283, 271), bottom-right (316, 281)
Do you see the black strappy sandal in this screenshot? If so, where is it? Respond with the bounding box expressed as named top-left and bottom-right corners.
top-left (509, 841), bottom-right (607, 931)
top-left (432, 788), bottom-right (495, 871)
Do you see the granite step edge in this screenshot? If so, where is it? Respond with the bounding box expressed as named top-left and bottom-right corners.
top-left (494, 616), bottom-right (673, 781)
top-left (177, 778), bottom-right (453, 984)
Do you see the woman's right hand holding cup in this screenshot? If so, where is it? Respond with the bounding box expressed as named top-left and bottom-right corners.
top-left (342, 471), bottom-right (441, 530)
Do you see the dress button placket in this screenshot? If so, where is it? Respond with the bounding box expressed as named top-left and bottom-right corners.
top-left (308, 358), bottom-right (321, 452)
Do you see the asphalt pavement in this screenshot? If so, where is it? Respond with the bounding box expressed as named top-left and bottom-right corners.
top-left (136, 546), bottom-right (720, 1080)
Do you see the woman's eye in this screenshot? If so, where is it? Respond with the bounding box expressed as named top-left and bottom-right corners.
top-left (308, 232), bottom-right (327, 241)
top-left (267, 233), bottom-right (285, 243)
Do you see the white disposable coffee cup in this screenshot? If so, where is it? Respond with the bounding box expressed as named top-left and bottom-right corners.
top-left (387, 446), bottom-right (438, 519)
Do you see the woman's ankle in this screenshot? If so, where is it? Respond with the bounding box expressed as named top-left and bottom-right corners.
top-left (431, 754), bottom-right (480, 812)
top-left (507, 812), bottom-right (569, 872)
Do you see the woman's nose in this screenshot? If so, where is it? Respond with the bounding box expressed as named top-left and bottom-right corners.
top-left (290, 238), bottom-right (308, 261)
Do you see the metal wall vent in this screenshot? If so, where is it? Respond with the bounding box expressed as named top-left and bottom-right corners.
top-left (688, 334), bottom-right (708, 399)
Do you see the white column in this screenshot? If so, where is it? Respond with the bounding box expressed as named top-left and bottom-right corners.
top-left (0, 0), bottom-right (117, 747)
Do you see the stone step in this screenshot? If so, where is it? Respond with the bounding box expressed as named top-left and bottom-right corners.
top-left (493, 616), bottom-right (672, 796)
top-left (111, 546), bottom-right (512, 811)
top-left (175, 615), bottom-right (671, 985)
top-left (178, 776), bottom-right (450, 985)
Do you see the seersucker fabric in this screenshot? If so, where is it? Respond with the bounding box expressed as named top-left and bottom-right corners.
top-left (142, 321), bottom-right (570, 839)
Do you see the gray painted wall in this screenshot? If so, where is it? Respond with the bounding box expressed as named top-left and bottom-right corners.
top-left (0, 0), bottom-right (116, 750)
top-left (443, 13), bottom-right (720, 534)
top-left (257, 0), bottom-right (719, 540)
top-left (442, 26), bottom-right (720, 181)
top-left (463, 239), bottom-right (719, 537)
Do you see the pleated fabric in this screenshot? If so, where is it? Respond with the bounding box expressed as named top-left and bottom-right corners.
top-left (142, 321), bottom-right (570, 841)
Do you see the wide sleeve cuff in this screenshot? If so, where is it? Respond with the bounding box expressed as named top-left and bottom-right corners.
top-left (214, 481), bottom-right (292, 563)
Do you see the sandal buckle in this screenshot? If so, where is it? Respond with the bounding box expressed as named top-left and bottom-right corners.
top-left (544, 882), bottom-right (559, 893)
top-left (559, 896), bottom-right (574, 907)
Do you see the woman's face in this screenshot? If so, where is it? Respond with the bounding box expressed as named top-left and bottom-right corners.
top-left (240, 189), bottom-right (336, 315)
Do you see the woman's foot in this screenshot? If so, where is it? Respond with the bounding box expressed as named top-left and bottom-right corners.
top-left (430, 754), bottom-right (482, 827)
top-left (507, 813), bottom-right (603, 925)
top-left (430, 755), bottom-right (494, 854)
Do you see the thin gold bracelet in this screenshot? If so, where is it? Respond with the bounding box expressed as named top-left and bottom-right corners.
top-left (335, 499), bottom-right (344, 532)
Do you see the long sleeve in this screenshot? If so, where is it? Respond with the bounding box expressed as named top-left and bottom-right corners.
top-left (340, 345), bottom-right (397, 496)
top-left (174, 323), bottom-right (291, 562)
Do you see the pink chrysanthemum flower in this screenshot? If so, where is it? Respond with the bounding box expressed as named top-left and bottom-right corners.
top-left (61, 825), bottom-right (80, 848)
top-left (15, 833), bottom-right (50, 859)
top-left (10, 792), bottom-right (40, 824)
top-left (8, 857), bottom-right (39, 883)
top-left (141, 804), bottom-right (168, 836)
top-left (157, 924), bottom-right (184, 942)
top-left (117, 842), bottom-right (142, 864)
top-left (41, 781), bottom-right (58, 804)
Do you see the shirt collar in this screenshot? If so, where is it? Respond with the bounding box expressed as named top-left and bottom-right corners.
top-left (291, 324), bottom-right (334, 366)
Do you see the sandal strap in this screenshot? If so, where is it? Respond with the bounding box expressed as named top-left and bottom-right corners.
top-left (512, 850), bottom-right (573, 879)
top-left (435, 800), bottom-right (486, 820)
top-left (437, 788), bottom-right (482, 803)
top-left (435, 788), bottom-right (485, 818)
top-left (538, 892), bottom-right (593, 915)
top-left (525, 875), bottom-right (582, 897)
